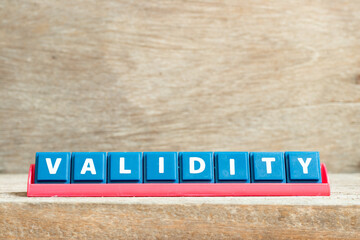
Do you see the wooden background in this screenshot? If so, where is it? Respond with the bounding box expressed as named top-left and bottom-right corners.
top-left (0, 0), bottom-right (360, 173)
top-left (1, 173), bottom-right (359, 239)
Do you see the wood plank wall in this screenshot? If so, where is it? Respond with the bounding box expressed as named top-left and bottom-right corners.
top-left (0, 0), bottom-right (359, 173)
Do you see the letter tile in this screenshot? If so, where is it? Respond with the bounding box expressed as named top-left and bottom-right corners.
top-left (250, 152), bottom-right (286, 183)
top-left (71, 152), bottom-right (107, 183)
top-left (180, 152), bottom-right (214, 183)
top-left (285, 151), bottom-right (321, 183)
top-left (35, 152), bottom-right (71, 183)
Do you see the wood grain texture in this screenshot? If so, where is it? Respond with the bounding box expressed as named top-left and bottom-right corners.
top-left (1, 204), bottom-right (359, 240)
top-left (0, 173), bottom-right (359, 239)
top-left (0, 0), bottom-right (360, 173)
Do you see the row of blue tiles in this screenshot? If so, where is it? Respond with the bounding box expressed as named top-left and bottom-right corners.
top-left (35, 152), bottom-right (322, 184)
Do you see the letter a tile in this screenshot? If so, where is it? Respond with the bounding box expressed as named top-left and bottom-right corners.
top-left (71, 152), bottom-right (107, 183)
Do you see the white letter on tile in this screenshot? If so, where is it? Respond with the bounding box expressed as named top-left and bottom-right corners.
top-left (262, 158), bottom-right (276, 174)
top-left (297, 158), bottom-right (312, 174)
top-left (229, 159), bottom-right (235, 175)
top-left (190, 157), bottom-right (205, 174)
top-left (120, 157), bottom-right (131, 174)
top-left (81, 158), bottom-right (96, 175)
top-left (159, 157), bottom-right (164, 173)
top-left (46, 158), bottom-right (61, 174)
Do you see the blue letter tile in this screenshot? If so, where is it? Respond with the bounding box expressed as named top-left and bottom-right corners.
top-left (144, 152), bottom-right (178, 183)
top-left (108, 152), bottom-right (143, 183)
top-left (35, 152), bottom-right (71, 183)
top-left (180, 152), bottom-right (214, 183)
top-left (250, 152), bottom-right (286, 183)
top-left (71, 152), bottom-right (107, 183)
top-left (215, 152), bottom-right (250, 183)
top-left (285, 151), bottom-right (321, 183)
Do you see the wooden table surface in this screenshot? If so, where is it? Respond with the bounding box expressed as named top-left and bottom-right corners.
top-left (1, 0), bottom-right (360, 174)
top-left (0, 173), bottom-right (359, 239)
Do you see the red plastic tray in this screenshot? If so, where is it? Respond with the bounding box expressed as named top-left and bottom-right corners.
top-left (27, 163), bottom-right (330, 197)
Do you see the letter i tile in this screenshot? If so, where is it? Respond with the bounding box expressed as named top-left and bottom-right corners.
top-left (144, 152), bottom-right (178, 183)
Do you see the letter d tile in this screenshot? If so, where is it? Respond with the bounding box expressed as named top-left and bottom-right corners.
top-left (180, 152), bottom-right (214, 183)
